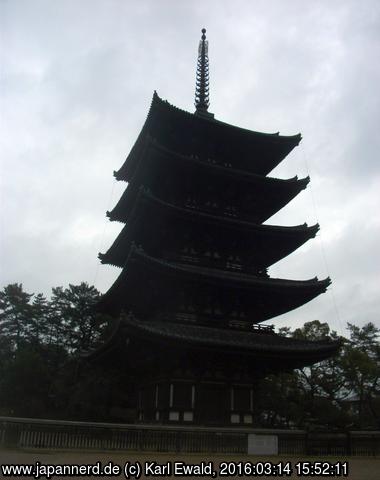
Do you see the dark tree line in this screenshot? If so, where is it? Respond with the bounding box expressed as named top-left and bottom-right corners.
top-left (0, 283), bottom-right (109, 419)
top-left (257, 321), bottom-right (380, 429)
top-left (0, 282), bottom-right (379, 429)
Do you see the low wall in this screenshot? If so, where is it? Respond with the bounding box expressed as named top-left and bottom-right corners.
top-left (1, 417), bottom-right (379, 455)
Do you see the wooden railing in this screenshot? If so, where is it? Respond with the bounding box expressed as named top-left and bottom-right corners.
top-left (0, 417), bottom-right (379, 455)
top-left (0, 417), bottom-right (246, 453)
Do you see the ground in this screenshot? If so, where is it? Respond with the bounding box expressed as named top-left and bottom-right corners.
top-left (0, 450), bottom-right (379, 479)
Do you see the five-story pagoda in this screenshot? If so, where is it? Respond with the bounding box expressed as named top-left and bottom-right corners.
top-left (95, 29), bottom-right (340, 426)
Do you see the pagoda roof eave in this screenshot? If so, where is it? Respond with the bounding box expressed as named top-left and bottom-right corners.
top-left (97, 248), bottom-right (330, 322)
top-left (138, 188), bottom-right (319, 235)
top-left (121, 314), bottom-right (341, 361)
top-left (99, 246), bottom-right (330, 306)
top-left (151, 253), bottom-right (330, 289)
top-left (100, 188), bottom-right (319, 268)
top-left (115, 134), bottom-right (308, 187)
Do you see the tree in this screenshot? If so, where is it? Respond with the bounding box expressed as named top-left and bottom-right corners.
top-left (49, 282), bottom-right (106, 354)
top-left (0, 283), bottom-right (33, 350)
top-left (293, 321), bottom-right (348, 424)
top-left (341, 322), bottom-right (380, 428)
top-left (28, 293), bottom-right (50, 346)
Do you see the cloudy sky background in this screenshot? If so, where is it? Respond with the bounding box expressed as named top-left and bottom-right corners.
top-left (1, 0), bottom-right (379, 336)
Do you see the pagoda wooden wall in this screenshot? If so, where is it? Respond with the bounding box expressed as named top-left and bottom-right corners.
top-left (138, 380), bottom-right (255, 427)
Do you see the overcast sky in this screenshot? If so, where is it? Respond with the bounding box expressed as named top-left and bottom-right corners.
top-left (1, 0), bottom-right (379, 337)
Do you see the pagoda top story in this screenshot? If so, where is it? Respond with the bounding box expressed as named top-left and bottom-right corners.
top-left (115, 90), bottom-right (302, 181)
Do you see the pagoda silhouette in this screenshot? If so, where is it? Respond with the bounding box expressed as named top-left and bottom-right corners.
top-left (96, 29), bottom-right (340, 426)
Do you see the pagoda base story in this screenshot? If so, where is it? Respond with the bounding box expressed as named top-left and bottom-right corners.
top-left (90, 314), bottom-right (340, 426)
top-left (137, 379), bottom-right (256, 426)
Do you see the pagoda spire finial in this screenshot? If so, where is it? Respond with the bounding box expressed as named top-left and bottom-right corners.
top-left (195, 28), bottom-right (211, 115)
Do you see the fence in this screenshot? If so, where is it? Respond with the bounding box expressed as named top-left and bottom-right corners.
top-left (0, 417), bottom-right (379, 456)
